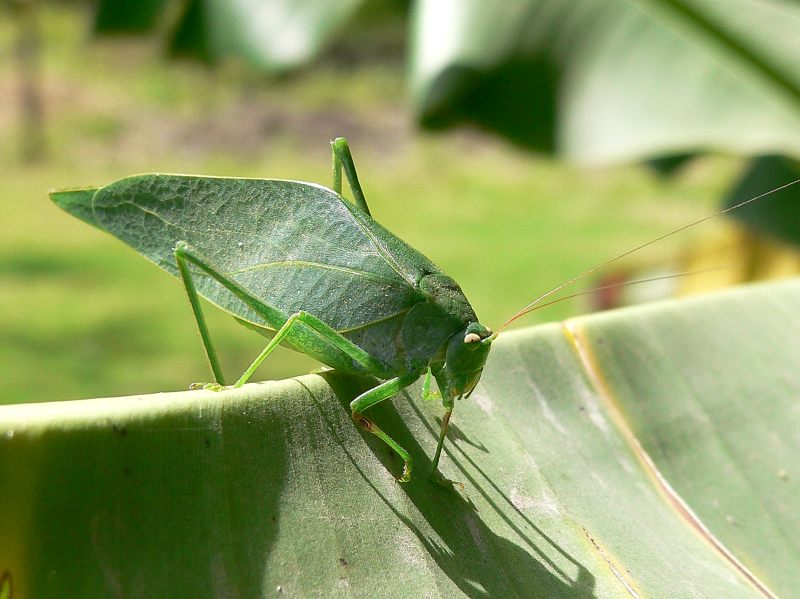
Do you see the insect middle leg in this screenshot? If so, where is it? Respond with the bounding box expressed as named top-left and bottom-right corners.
top-left (350, 373), bottom-right (421, 483)
top-left (232, 310), bottom-right (388, 387)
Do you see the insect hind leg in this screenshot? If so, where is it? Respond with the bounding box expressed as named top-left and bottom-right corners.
top-left (175, 240), bottom-right (291, 386)
top-left (331, 137), bottom-right (371, 216)
top-left (175, 241), bottom-right (419, 481)
top-left (175, 241), bottom-right (226, 385)
top-left (174, 241), bottom-right (389, 385)
top-left (234, 310), bottom-right (390, 387)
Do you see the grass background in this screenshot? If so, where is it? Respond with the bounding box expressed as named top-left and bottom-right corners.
top-left (0, 4), bottom-right (742, 404)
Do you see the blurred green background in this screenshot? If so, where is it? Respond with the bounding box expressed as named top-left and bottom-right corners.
top-left (1, 1), bottom-right (798, 404)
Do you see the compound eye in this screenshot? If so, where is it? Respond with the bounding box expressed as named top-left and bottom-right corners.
top-left (464, 333), bottom-right (481, 343)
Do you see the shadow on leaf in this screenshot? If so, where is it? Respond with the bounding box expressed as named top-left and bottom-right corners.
top-left (313, 371), bottom-right (597, 599)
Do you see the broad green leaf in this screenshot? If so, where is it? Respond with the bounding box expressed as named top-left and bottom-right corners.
top-left (725, 156), bottom-right (800, 246)
top-left (168, 0), bottom-right (214, 63)
top-left (94, 0), bottom-right (170, 33)
top-left (202, 0), bottom-right (366, 71)
top-left (2, 279), bottom-right (797, 597)
top-left (95, 0), bottom-right (366, 72)
top-left (411, 0), bottom-right (800, 164)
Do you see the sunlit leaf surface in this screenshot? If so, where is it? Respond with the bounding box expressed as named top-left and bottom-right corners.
top-left (96, 0), bottom-right (366, 72)
top-left (411, 0), bottom-right (800, 164)
top-left (1, 279), bottom-right (798, 597)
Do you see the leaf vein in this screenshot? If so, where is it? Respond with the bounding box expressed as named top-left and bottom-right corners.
top-left (226, 260), bottom-right (404, 285)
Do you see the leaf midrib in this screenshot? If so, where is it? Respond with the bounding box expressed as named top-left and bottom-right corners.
top-left (226, 259), bottom-right (405, 286)
top-left (561, 317), bottom-right (779, 599)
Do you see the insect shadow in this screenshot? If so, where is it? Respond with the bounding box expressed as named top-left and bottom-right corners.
top-left (431, 417), bottom-right (488, 453)
top-left (311, 371), bottom-right (598, 599)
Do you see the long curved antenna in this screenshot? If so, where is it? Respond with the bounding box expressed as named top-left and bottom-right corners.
top-left (518, 266), bottom-right (731, 314)
top-left (497, 178), bottom-right (800, 332)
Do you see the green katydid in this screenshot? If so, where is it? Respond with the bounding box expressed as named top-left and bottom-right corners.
top-left (51, 138), bottom-right (493, 484)
top-left (50, 140), bottom-right (799, 484)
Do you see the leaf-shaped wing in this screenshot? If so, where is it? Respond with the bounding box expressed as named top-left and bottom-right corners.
top-left (83, 175), bottom-right (428, 332)
top-left (51, 187), bottom-right (101, 228)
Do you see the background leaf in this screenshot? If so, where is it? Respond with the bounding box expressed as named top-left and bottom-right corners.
top-left (95, 0), bottom-right (368, 72)
top-left (94, 0), bottom-right (170, 33)
top-left (2, 278), bottom-right (797, 597)
top-left (411, 0), bottom-right (800, 164)
top-left (202, 0), bottom-right (367, 72)
top-left (725, 156), bottom-right (800, 246)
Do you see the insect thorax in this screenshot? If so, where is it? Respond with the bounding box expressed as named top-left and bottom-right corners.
top-left (418, 273), bottom-right (478, 325)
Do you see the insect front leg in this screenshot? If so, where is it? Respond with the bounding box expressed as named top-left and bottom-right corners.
top-left (331, 137), bottom-right (371, 216)
top-left (421, 367), bottom-right (458, 486)
top-left (429, 396), bottom-right (459, 488)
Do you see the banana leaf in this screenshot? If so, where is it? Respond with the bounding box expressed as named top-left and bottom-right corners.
top-left (1, 279), bottom-right (798, 597)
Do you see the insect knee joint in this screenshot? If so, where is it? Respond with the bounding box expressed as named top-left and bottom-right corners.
top-left (352, 412), bottom-right (373, 432)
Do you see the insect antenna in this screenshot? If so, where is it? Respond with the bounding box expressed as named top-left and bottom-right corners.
top-left (497, 178), bottom-right (800, 332)
top-left (518, 266), bottom-right (732, 313)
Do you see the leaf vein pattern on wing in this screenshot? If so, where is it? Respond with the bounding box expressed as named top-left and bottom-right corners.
top-left (238, 309), bottom-right (412, 336)
top-left (341, 206), bottom-right (414, 284)
top-left (226, 260), bottom-right (404, 285)
top-left (111, 201), bottom-right (246, 236)
top-left (338, 309), bottom-right (413, 333)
